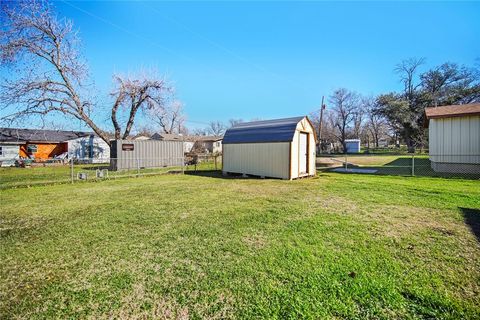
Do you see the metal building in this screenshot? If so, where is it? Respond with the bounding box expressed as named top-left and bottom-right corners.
top-left (425, 103), bottom-right (480, 173)
top-left (345, 139), bottom-right (361, 153)
top-left (222, 116), bottom-right (317, 179)
top-left (110, 139), bottom-right (183, 171)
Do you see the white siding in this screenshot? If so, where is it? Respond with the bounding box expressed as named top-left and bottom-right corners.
top-left (184, 141), bottom-right (195, 153)
top-left (0, 144), bottom-right (20, 166)
top-left (223, 142), bottom-right (290, 179)
top-left (213, 140), bottom-right (222, 154)
top-left (429, 115), bottom-right (480, 164)
top-left (67, 136), bottom-right (110, 163)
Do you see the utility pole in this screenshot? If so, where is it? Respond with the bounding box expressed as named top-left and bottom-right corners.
top-left (318, 96), bottom-right (326, 152)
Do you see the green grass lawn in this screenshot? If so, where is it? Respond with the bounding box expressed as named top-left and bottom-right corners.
top-left (318, 155), bottom-right (479, 179)
top-left (1, 172), bottom-right (479, 319)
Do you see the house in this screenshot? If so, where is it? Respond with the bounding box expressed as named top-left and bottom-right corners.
top-left (193, 136), bottom-right (222, 154)
top-left (425, 103), bottom-right (480, 173)
top-left (378, 138), bottom-right (389, 148)
top-left (222, 116), bottom-right (317, 180)
top-left (132, 134), bottom-right (151, 141)
top-left (151, 133), bottom-right (222, 154)
top-left (0, 128), bottom-right (110, 164)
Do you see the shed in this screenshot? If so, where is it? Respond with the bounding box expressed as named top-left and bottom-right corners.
top-left (425, 103), bottom-right (480, 173)
top-left (345, 139), bottom-right (361, 153)
top-left (222, 116), bottom-right (317, 179)
top-left (110, 139), bottom-right (183, 171)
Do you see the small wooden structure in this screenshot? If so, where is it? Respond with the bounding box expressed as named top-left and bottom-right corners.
top-left (222, 116), bottom-right (317, 179)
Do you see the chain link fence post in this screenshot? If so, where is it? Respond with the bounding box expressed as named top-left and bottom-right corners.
top-left (411, 153), bottom-right (415, 176)
top-left (345, 153), bottom-right (348, 171)
top-left (182, 154), bottom-right (185, 174)
top-left (137, 158), bottom-right (140, 177)
top-left (70, 158), bottom-right (74, 184)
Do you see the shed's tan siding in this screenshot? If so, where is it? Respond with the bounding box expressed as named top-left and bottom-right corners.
top-left (290, 118), bottom-right (317, 179)
top-left (223, 142), bottom-right (290, 179)
top-left (429, 115), bottom-right (480, 164)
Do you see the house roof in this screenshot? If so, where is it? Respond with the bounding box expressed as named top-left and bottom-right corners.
top-left (0, 127), bottom-right (93, 144)
top-left (425, 103), bottom-right (480, 119)
top-left (223, 116), bottom-right (307, 144)
top-left (151, 133), bottom-right (222, 142)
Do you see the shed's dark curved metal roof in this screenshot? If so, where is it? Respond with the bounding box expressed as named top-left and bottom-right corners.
top-left (223, 116), bottom-right (305, 144)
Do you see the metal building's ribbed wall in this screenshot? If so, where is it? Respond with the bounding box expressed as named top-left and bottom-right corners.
top-left (110, 140), bottom-right (183, 171)
top-left (429, 116), bottom-right (480, 164)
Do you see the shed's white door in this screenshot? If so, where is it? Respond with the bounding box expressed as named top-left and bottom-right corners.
top-left (299, 132), bottom-right (308, 174)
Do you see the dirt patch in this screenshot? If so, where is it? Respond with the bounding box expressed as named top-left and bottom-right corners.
top-left (362, 205), bottom-right (464, 240)
top-left (242, 233), bottom-right (267, 249)
top-left (99, 282), bottom-right (190, 320)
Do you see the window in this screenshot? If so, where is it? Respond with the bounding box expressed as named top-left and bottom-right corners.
top-left (0, 146), bottom-right (3, 156)
top-left (27, 144), bottom-right (37, 153)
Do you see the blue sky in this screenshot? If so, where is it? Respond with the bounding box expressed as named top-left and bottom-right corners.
top-left (53, 1), bottom-right (479, 131)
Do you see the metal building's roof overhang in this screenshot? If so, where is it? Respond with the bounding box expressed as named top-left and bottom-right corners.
top-left (223, 116), bottom-right (311, 144)
top-left (424, 103), bottom-right (480, 127)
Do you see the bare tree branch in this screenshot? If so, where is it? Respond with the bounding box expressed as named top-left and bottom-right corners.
top-left (0, 0), bottom-right (177, 145)
top-left (147, 97), bottom-right (185, 135)
top-left (208, 121), bottom-right (226, 136)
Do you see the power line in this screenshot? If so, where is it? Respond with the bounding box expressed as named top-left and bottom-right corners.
top-left (60, 0), bottom-right (192, 69)
top-left (141, 1), bottom-right (314, 95)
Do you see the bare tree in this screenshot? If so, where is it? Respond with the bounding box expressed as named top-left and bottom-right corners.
top-left (134, 125), bottom-right (156, 138)
top-left (376, 58), bottom-right (426, 152)
top-left (148, 98), bottom-right (185, 134)
top-left (228, 118), bottom-right (243, 128)
top-left (0, 0), bottom-right (173, 145)
top-left (352, 104), bottom-right (365, 139)
top-left (309, 109), bottom-right (337, 153)
top-left (363, 96), bottom-right (386, 148)
top-left (329, 88), bottom-right (360, 152)
top-left (395, 57), bottom-right (425, 102)
top-left (192, 127), bottom-right (208, 136)
top-left (208, 121), bottom-right (226, 136)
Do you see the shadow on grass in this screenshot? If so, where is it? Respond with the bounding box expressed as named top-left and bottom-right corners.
top-left (184, 170), bottom-right (275, 180)
top-left (81, 165), bottom-right (110, 171)
top-left (460, 207), bottom-right (480, 243)
top-left (185, 170), bottom-right (232, 179)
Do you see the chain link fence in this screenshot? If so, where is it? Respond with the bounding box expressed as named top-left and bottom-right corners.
top-left (2, 152), bottom-right (478, 189)
top-left (317, 153), bottom-right (480, 179)
top-left (0, 154), bottom-right (223, 189)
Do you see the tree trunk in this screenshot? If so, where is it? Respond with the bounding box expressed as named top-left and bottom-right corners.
top-left (405, 136), bottom-right (416, 153)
